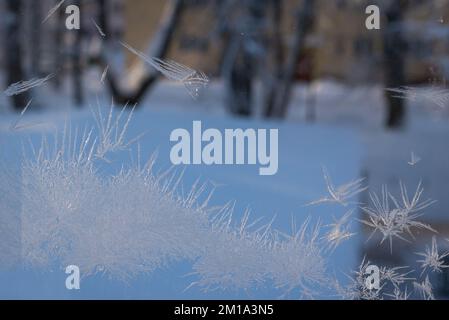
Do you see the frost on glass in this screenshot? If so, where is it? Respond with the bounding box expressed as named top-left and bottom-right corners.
top-left (120, 41), bottom-right (209, 99)
top-left (0, 102), bottom-right (441, 299)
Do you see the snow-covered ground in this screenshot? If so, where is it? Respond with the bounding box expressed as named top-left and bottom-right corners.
top-left (0, 78), bottom-right (448, 299)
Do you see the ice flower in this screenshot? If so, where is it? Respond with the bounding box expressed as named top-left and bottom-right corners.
top-left (413, 276), bottom-right (435, 300)
top-left (335, 258), bottom-right (382, 300)
top-left (380, 266), bottom-right (413, 289)
top-left (360, 182), bottom-right (436, 252)
top-left (385, 287), bottom-right (411, 300)
top-left (416, 236), bottom-right (449, 275)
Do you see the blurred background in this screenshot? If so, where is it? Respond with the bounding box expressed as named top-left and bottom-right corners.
top-left (1, 0), bottom-right (449, 299)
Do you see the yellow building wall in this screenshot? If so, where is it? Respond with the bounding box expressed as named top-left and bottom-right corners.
top-left (123, 0), bottom-right (449, 83)
top-left (124, 0), bottom-right (166, 69)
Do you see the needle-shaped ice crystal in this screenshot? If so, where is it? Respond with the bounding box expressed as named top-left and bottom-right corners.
top-left (120, 41), bottom-right (209, 99)
top-left (306, 167), bottom-right (367, 207)
top-left (336, 258), bottom-right (382, 300)
top-left (387, 86), bottom-right (449, 109)
top-left (42, 0), bottom-right (66, 24)
top-left (380, 266), bottom-right (414, 289)
top-left (408, 151), bottom-right (421, 166)
top-left (10, 100), bottom-right (32, 131)
top-left (92, 19), bottom-right (106, 37)
top-left (4, 74), bottom-right (54, 97)
top-left (323, 210), bottom-right (356, 250)
top-left (416, 236), bottom-right (449, 275)
top-left (100, 65), bottom-right (109, 84)
top-left (9, 100), bottom-right (47, 132)
top-left (413, 276), bottom-right (435, 300)
top-left (360, 182), bottom-right (436, 252)
top-left (385, 287), bottom-right (412, 300)
top-left (91, 99), bottom-right (144, 161)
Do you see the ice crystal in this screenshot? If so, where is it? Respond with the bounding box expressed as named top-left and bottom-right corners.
top-left (387, 86), bottom-right (449, 109)
top-left (9, 100), bottom-right (47, 131)
top-left (323, 210), bottom-right (356, 251)
top-left (120, 41), bottom-right (209, 99)
top-left (416, 236), bottom-right (449, 275)
top-left (335, 259), bottom-right (415, 300)
top-left (42, 0), bottom-right (66, 24)
top-left (100, 65), bottom-right (109, 84)
top-left (380, 266), bottom-right (414, 289)
top-left (92, 19), bottom-right (106, 37)
top-left (335, 258), bottom-right (382, 300)
top-left (270, 219), bottom-right (328, 298)
top-left (14, 104), bottom-right (329, 297)
top-left (360, 182), bottom-right (436, 252)
top-left (20, 126), bottom-right (210, 279)
top-left (413, 276), bottom-right (435, 300)
top-left (306, 167), bottom-right (367, 207)
top-left (385, 287), bottom-right (412, 300)
top-left (91, 99), bottom-right (143, 161)
top-left (5, 94), bottom-right (441, 299)
top-left (408, 152), bottom-right (421, 166)
top-left (4, 74), bottom-right (54, 97)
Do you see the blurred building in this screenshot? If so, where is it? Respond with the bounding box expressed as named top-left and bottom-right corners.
top-left (124, 0), bottom-right (449, 84)
top-left (115, 0), bottom-right (449, 299)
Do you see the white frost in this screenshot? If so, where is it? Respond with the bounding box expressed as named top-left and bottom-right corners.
top-left (42, 0), bottom-right (66, 24)
top-left (4, 74), bottom-right (54, 97)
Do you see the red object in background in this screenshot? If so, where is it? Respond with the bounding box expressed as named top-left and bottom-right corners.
top-left (296, 52), bottom-right (313, 83)
top-left (296, 53), bottom-right (313, 82)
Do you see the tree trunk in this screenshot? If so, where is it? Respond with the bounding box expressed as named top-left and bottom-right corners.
top-left (30, 1), bottom-right (42, 77)
top-left (72, 0), bottom-right (84, 106)
top-left (222, 0), bottom-right (266, 117)
top-left (226, 37), bottom-right (253, 116)
top-left (268, 0), bottom-right (315, 119)
top-left (97, 0), bottom-right (109, 40)
top-left (53, 2), bottom-right (66, 89)
top-left (104, 0), bottom-right (184, 106)
top-left (5, 0), bottom-right (29, 110)
top-left (263, 0), bottom-right (284, 118)
top-left (383, 0), bottom-right (407, 129)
